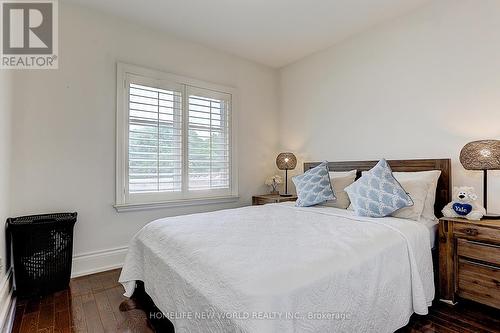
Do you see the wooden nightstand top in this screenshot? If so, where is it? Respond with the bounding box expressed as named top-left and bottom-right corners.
top-left (439, 216), bottom-right (500, 229)
top-left (252, 194), bottom-right (297, 205)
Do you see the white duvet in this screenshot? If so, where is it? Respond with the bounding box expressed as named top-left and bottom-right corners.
top-left (119, 203), bottom-right (434, 333)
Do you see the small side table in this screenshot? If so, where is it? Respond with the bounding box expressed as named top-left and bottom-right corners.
top-left (252, 194), bottom-right (297, 206)
top-left (438, 216), bottom-right (500, 309)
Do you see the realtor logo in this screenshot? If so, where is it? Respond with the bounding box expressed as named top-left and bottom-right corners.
top-left (1, 0), bottom-right (58, 69)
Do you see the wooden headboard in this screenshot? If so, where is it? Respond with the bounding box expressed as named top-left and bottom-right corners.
top-left (304, 159), bottom-right (451, 217)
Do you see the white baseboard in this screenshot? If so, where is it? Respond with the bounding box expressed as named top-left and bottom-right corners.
top-left (0, 268), bottom-right (14, 333)
top-left (71, 246), bottom-right (128, 278)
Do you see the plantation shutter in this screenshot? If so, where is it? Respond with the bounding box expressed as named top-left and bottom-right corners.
top-left (127, 81), bottom-right (183, 193)
top-left (187, 86), bottom-right (231, 191)
top-left (119, 67), bottom-right (236, 206)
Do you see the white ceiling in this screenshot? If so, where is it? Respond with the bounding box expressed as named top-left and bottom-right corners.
top-left (66, 0), bottom-right (432, 68)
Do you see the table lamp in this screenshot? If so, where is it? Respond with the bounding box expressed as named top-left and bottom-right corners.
top-left (460, 139), bottom-right (500, 218)
top-left (276, 152), bottom-right (297, 197)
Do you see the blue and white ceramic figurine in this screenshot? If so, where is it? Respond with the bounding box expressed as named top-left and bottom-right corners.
top-left (442, 186), bottom-right (485, 220)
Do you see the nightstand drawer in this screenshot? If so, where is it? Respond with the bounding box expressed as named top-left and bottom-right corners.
top-left (457, 238), bottom-right (500, 266)
top-left (252, 194), bottom-right (297, 206)
top-left (454, 223), bottom-right (500, 242)
top-left (253, 198), bottom-right (278, 205)
top-left (457, 259), bottom-right (500, 309)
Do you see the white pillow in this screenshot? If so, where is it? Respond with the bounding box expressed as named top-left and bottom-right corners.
top-left (329, 170), bottom-right (356, 177)
top-left (321, 170), bottom-right (357, 209)
top-left (393, 171), bottom-right (441, 222)
top-left (391, 179), bottom-right (429, 221)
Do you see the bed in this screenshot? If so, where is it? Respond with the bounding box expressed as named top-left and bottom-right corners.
top-left (119, 158), bottom-right (451, 333)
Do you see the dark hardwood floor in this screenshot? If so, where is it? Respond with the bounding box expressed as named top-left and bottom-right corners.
top-left (397, 300), bottom-right (500, 333)
top-left (12, 269), bottom-right (153, 333)
top-left (11, 269), bottom-right (500, 333)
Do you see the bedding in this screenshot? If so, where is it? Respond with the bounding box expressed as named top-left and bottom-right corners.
top-left (346, 202), bottom-right (438, 247)
top-left (393, 171), bottom-right (441, 222)
top-left (358, 170), bottom-right (441, 223)
top-left (292, 161), bottom-right (335, 207)
top-left (391, 179), bottom-right (429, 221)
top-left (345, 159), bottom-right (413, 217)
top-left (422, 218), bottom-right (438, 249)
top-left (119, 203), bottom-right (434, 333)
top-left (321, 169), bottom-right (357, 209)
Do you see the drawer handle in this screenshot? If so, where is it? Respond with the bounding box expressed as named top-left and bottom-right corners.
top-left (467, 240), bottom-right (500, 249)
top-left (462, 259), bottom-right (500, 270)
top-left (463, 228), bottom-right (478, 236)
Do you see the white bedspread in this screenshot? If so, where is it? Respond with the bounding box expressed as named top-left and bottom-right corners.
top-left (119, 203), bottom-right (434, 333)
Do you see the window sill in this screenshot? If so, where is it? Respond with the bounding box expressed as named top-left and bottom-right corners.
top-left (113, 195), bottom-right (240, 212)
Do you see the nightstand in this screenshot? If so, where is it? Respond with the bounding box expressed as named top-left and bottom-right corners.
top-left (252, 194), bottom-right (297, 206)
top-left (438, 217), bottom-right (500, 309)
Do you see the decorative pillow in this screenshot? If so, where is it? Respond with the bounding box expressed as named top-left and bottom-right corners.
top-left (393, 171), bottom-right (441, 222)
top-left (292, 161), bottom-right (335, 207)
top-left (391, 179), bottom-right (428, 221)
top-left (345, 159), bottom-right (413, 217)
top-left (359, 170), bottom-right (441, 222)
top-left (321, 170), bottom-right (357, 209)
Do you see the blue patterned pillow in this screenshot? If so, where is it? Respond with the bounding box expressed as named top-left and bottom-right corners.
top-left (292, 161), bottom-right (335, 207)
top-left (345, 159), bottom-right (413, 217)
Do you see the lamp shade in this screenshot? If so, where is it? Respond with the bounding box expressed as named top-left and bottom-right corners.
top-left (276, 152), bottom-right (297, 170)
top-left (460, 140), bottom-right (500, 170)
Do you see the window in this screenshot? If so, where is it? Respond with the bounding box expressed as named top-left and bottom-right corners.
top-left (116, 63), bottom-right (238, 210)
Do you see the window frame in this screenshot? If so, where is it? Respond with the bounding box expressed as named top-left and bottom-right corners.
top-left (115, 63), bottom-right (238, 211)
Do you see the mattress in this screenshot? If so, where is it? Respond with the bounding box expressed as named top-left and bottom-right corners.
top-left (119, 203), bottom-right (434, 333)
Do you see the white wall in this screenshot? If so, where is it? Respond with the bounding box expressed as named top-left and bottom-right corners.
top-left (9, 0), bottom-right (500, 277)
top-left (0, 72), bottom-right (13, 278)
top-left (279, 0), bottom-right (500, 214)
top-left (10, 2), bottom-right (279, 274)
top-left (0, 71), bottom-right (14, 329)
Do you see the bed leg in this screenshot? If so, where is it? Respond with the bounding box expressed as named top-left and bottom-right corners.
top-left (120, 281), bottom-right (147, 311)
top-left (119, 298), bottom-right (141, 311)
top-left (119, 281), bottom-right (176, 332)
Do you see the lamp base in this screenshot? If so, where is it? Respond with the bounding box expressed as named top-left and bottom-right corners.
top-left (280, 194), bottom-right (293, 197)
top-left (483, 214), bottom-right (500, 220)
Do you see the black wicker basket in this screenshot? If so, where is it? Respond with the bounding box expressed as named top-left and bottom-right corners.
top-left (7, 212), bottom-right (77, 298)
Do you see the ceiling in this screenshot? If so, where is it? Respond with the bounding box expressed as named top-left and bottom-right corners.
top-left (66, 0), bottom-right (433, 68)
